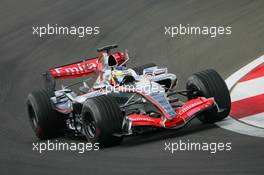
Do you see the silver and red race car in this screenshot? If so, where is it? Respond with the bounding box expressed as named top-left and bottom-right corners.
top-left (27, 44), bottom-right (231, 147)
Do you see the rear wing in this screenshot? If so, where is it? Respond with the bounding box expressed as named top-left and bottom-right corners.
top-left (43, 57), bottom-right (99, 92)
top-left (43, 44), bottom-right (126, 91)
top-left (47, 52), bottom-right (126, 79)
top-left (47, 57), bottom-right (99, 79)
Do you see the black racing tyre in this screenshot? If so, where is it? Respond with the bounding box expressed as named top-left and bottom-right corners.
top-left (82, 95), bottom-right (124, 148)
top-left (186, 69), bottom-right (231, 123)
top-left (26, 89), bottom-right (67, 140)
top-left (132, 63), bottom-right (157, 75)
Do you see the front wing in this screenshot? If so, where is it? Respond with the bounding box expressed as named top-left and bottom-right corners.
top-left (127, 97), bottom-right (215, 129)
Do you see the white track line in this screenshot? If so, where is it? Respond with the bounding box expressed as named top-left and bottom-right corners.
top-left (231, 77), bottom-right (264, 102)
top-left (216, 54), bottom-right (264, 138)
top-left (225, 55), bottom-right (264, 89)
top-left (217, 118), bottom-right (264, 137)
top-left (240, 112), bottom-right (264, 128)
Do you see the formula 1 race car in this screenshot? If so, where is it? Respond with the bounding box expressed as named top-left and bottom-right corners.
top-left (27, 44), bottom-right (231, 147)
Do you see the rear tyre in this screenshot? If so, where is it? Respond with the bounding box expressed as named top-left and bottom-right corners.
top-left (82, 95), bottom-right (124, 148)
top-left (186, 69), bottom-right (231, 123)
top-left (132, 63), bottom-right (157, 75)
top-left (26, 89), bottom-right (67, 140)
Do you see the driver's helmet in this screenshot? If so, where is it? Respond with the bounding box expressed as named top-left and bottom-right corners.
top-left (111, 70), bottom-right (126, 85)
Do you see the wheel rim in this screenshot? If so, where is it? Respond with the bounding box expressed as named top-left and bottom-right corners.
top-left (28, 104), bottom-right (39, 130)
top-left (84, 113), bottom-right (96, 139)
top-left (32, 115), bottom-right (38, 128)
top-left (87, 121), bottom-right (96, 138)
top-left (187, 84), bottom-right (200, 99)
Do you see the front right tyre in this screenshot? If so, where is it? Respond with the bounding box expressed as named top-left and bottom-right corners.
top-left (186, 69), bottom-right (231, 123)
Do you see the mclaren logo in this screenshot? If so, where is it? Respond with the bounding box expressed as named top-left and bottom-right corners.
top-left (130, 117), bottom-right (156, 122)
top-left (178, 101), bottom-right (203, 115)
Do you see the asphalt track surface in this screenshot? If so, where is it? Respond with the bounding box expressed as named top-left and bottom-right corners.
top-left (0, 0), bottom-right (264, 174)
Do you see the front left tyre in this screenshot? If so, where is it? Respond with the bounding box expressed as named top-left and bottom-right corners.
top-left (27, 88), bottom-right (66, 140)
top-left (82, 95), bottom-right (124, 148)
